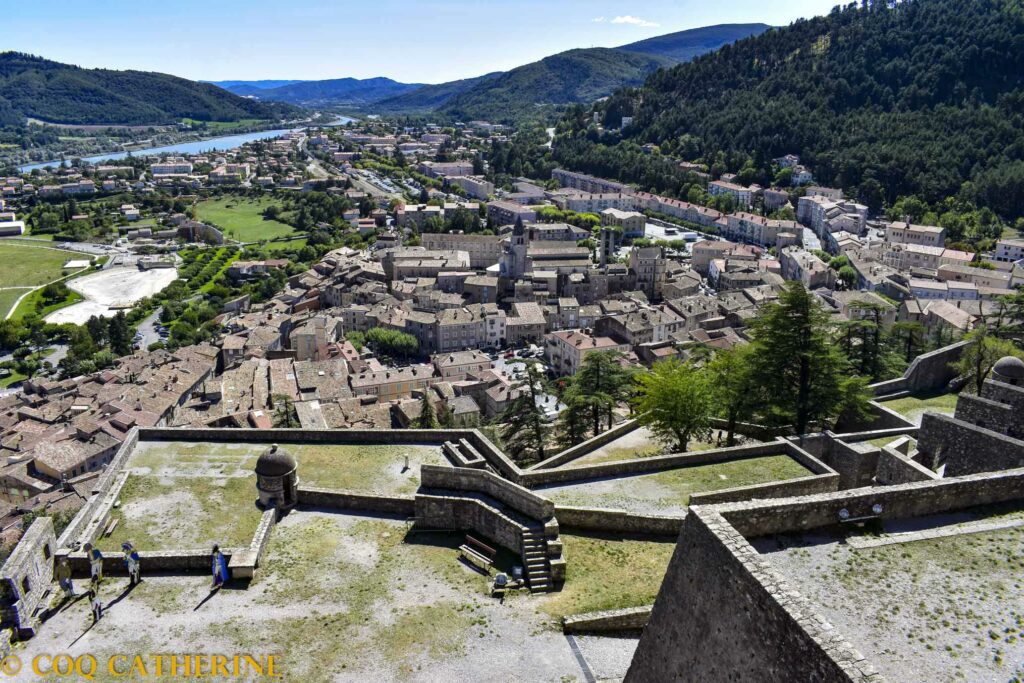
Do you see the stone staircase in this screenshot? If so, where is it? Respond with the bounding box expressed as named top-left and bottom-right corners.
top-left (521, 526), bottom-right (553, 592)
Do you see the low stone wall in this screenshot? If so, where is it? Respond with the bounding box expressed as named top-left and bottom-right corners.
top-left (531, 420), bottom-right (640, 470)
top-left (415, 493), bottom-right (527, 555)
top-left (65, 548), bottom-right (241, 575)
top-left (521, 442), bottom-right (791, 488)
top-left (715, 467), bottom-right (1024, 539)
top-left (524, 439), bottom-right (834, 489)
top-left (563, 605), bottom-right (652, 634)
top-left (297, 487), bottom-right (416, 516)
top-left (817, 433), bottom-right (880, 490)
top-left (421, 465), bottom-right (553, 520)
top-left (553, 506), bottom-right (684, 536)
top-left (876, 447), bottom-right (939, 485)
top-left (249, 508), bottom-right (277, 566)
top-left (687, 473), bottom-right (839, 505)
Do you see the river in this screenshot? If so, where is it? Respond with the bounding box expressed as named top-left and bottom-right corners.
top-left (17, 116), bottom-right (354, 173)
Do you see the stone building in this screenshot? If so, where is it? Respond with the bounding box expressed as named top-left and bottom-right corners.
top-left (255, 444), bottom-right (298, 511)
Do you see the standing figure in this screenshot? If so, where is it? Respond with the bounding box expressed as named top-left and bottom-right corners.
top-left (211, 545), bottom-right (229, 589)
top-left (55, 557), bottom-right (74, 600)
top-left (122, 542), bottom-right (141, 586)
top-left (84, 543), bottom-right (103, 582)
top-left (89, 577), bottom-right (102, 622)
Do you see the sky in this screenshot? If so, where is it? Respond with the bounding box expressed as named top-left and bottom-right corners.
top-left (6, 0), bottom-right (842, 84)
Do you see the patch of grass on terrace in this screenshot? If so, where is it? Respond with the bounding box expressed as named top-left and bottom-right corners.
top-left (539, 533), bottom-right (675, 618)
top-left (290, 443), bottom-right (448, 495)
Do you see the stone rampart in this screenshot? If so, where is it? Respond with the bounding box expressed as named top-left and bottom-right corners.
top-left (553, 506), bottom-right (684, 536)
top-left (625, 508), bottom-right (873, 682)
top-left (521, 442), bottom-right (795, 488)
top-left (66, 548), bottom-right (240, 575)
top-left (531, 419), bottom-right (640, 470)
top-left (870, 340), bottom-right (969, 396)
top-left (687, 473), bottom-right (838, 505)
top-left (414, 493), bottom-right (527, 554)
top-left (954, 393), bottom-right (1016, 435)
top-left (421, 465), bottom-right (553, 520)
top-left (57, 427), bottom-right (139, 549)
top-left (876, 447), bottom-right (939, 485)
top-left (297, 487), bottom-right (416, 516)
top-left (715, 467), bottom-right (1024, 538)
top-left (563, 605), bottom-right (652, 633)
top-left (0, 518), bottom-right (56, 636)
top-left (918, 413), bottom-right (1024, 476)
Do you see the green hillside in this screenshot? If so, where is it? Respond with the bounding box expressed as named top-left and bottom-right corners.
top-left (558, 0), bottom-right (1024, 219)
top-left (618, 23), bottom-right (771, 61)
top-left (439, 48), bottom-right (672, 123)
top-left (0, 52), bottom-right (295, 126)
top-left (372, 73), bottom-right (503, 113)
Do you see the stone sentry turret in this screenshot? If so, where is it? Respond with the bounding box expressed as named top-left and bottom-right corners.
top-left (255, 443), bottom-right (298, 511)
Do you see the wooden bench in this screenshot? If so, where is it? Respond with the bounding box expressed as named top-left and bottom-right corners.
top-left (459, 535), bottom-right (496, 573)
top-left (102, 518), bottom-right (119, 538)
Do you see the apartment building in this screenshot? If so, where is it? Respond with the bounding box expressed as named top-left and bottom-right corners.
top-left (487, 200), bottom-right (537, 227)
top-left (431, 350), bottom-right (493, 381)
top-left (552, 169), bottom-right (633, 195)
top-left (349, 365), bottom-right (437, 401)
top-left (722, 212), bottom-right (798, 248)
top-left (545, 329), bottom-right (630, 376)
top-left (600, 208), bottom-right (646, 238)
top-left (779, 246), bottom-right (830, 288)
top-left (445, 175), bottom-right (494, 200)
top-left (885, 222), bottom-right (946, 247)
top-left (552, 192), bottom-right (639, 214)
top-left (994, 238), bottom-right (1024, 263)
top-left (629, 246), bottom-right (667, 300)
top-left (708, 181), bottom-right (757, 207)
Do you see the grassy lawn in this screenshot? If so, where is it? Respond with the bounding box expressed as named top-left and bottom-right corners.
top-left (10, 286), bottom-right (83, 320)
top-left (879, 392), bottom-right (958, 423)
top-left (262, 237), bottom-right (307, 252)
top-left (0, 369), bottom-right (27, 388)
top-left (289, 443), bottom-right (448, 495)
top-left (539, 453), bottom-right (813, 515)
top-left (0, 243), bottom-right (80, 290)
top-left (0, 289), bottom-right (29, 319)
top-left (195, 196), bottom-right (294, 242)
top-left (100, 441), bottom-right (265, 551)
top-left (538, 532), bottom-right (676, 617)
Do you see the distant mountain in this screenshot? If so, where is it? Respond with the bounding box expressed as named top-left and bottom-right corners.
top-left (223, 76), bottom-right (425, 106)
top-left (372, 73), bottom-right (504, 113)
top-left (437, 48), bottom-right (672, 123)
top-left (619, 23), bottom-right (771, 61)
top-left (206, 79), bottom-right (305, 90)
top-left (0, 52), bottom-right (294, 127)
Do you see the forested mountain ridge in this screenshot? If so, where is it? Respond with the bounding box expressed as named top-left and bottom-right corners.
top-left (618, 23), bottom-right (771, 61)
top-left (0, 53), bottom-right (294, 126)
top-left (437, 48), bottom-right (672, 124)
top-left (559, 0), bottom-right (1024, 220)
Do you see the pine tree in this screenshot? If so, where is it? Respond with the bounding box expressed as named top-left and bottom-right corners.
top-left (748, 282), bottom-right (870, 434)
top-left (416, 392), bottom-right (437, 429)
top-left (499, 363), bottom-right (550, 465)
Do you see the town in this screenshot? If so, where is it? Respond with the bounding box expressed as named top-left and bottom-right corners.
top-left (0, 1), bottom-right (1022, 680)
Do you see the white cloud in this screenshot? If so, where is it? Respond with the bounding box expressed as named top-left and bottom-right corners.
top-left (592, 16), bottom-right (607, 23)
top-left (610, 15), bottom-right (660, 28)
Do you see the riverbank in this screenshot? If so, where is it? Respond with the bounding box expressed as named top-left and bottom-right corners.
top-left (15, 116), bottom-right (354, 173)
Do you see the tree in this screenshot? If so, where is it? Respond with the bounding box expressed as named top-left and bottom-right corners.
top-left (953, 327), bottom-right (1024, 395)
top-left (108, 312), bottom-right (133, 356)
top-left (748, 282), bottom-right (870, 434)
top-left (706, 345), bottom-right (758, 447)
top-left (571, 350), bottom-right (633, 436)
top-left (890, 321), bottom-right (926, 363)
top-left (499, 362), bottom-right (550, 465)
top-left (633, 359), bottom-right (712, 451)
top-left (364, 327), bottom-right (418, 359)
top-left (415, 392), bottom-right (437, 429)
top-left (553, 388), bottom-right (592, 450)
top-left (271, 394), bottom-right (297, 428)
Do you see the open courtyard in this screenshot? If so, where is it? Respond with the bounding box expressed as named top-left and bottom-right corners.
top-left (20, 510), bottom-right (636, 683)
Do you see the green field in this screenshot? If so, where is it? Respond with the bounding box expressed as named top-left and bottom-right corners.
top-left (195, 197), bottom-right (295, 242)
top-left (181, 118), bottom-right (271, 132)
top-left (0, 243), bottom-right (84, 317)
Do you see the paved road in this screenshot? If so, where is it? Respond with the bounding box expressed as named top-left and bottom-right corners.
top-left (136, 307), bottom-right (164, 349)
